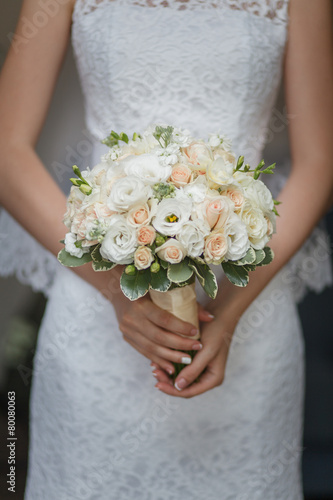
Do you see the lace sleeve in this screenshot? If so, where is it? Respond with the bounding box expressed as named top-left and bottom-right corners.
top-left (0, 209), bottom-right (59, 297)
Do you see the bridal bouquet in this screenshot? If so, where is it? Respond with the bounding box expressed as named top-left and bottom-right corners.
top-left (58, 124), bottom-right (278, 371)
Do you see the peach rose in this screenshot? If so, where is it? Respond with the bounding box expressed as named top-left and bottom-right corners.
top-left (204, 196), bottom-right (233, 230)
top-left (127, 203), bottom-right (150, 227)
top-left (137, 225), bottom-right (156, 245)
top-left (224, 187), bottom-right (244, 212)
top-left (134, 246), bottom-right (154, 270)
top-left (156, 238), bottom-right (187, 264)
top-left (170, 163), bottom-right (192, 187)
top-left (204, 230), bottom-right (228, 264)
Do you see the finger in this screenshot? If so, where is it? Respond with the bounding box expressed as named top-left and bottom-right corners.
top-left (139, 319), bottom-right (202, 352)
top-left (173, 342), bottom-right (228, 391)
top-left (156, 367), bottom-right (220, 398)
top-left (152, 369), bottom-right (173, 386)
top-left (197, 303), bottom-right (215, 323)
top-left (144, 301), bottom-right (199, 338)
top-left (124, 335), bottom-right (175, 375)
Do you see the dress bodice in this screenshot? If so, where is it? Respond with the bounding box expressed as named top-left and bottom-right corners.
top-left (1, 0), bottom-right (331, 301)
top-left (71, 0), bottom-right (289, 166)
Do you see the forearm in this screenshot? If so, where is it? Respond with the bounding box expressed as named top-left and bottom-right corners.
top-left (0, 144), bottom-right (122, 300)
top-left (210, 164), bottom-right (333, 330)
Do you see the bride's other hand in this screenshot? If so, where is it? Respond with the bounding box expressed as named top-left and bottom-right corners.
top-left (108, 275), bottom-right (214, 375)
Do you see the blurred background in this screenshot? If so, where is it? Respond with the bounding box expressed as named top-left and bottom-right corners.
top-left (0, 1), bottom-right (333, 499)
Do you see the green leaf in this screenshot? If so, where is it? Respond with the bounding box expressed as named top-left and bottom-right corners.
top-left (222, 262), bottom-right (249, 287)
top-left (188, 260), bottom-right (218, 299)
top-left (256, 247), bottom-right (274, 267)
top-left (254, 248), bottom-right (266, 265)
top-left (120, 268), bottom-right (151, 301)
top-left (167, 259), bottom-right (193, 284)
top-left (91, 244), bottom-right (105, 263)
top-left (92, 260), bottom-right (116, 272)
top-left (150, 266), bottom-right (171, 292)
top-left (233, 247), bottom-right (256, 266)
top-left (159, 259), bottom-right (169, 270)
top-left (57, 248), bottom-right (92, 268)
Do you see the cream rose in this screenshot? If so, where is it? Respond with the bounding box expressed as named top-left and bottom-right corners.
top-left (177, 220), bottom-right (210, 258)
top-left (156, 238), bottom-right (187, 264)
top-left (134, 246), bottom-right (154, 270)
top-left (122, 153), bottom-right (172, 185)
top-left (100, 214), bottom-right (137, 264)
top-left (241, 205), bottom-right (268, 250)
top-left (170, 163), bottom-right (192, 187)
top-left (107, 176), bottom-right (151, 212)
top-left (137, 225), bottom-right (156, 245)
top-left (243, 179), bottom-right (274, 213)
top-left (182, 141), bottom-right (213, 171)
top-left (204, 229), bottom-right (228, 264)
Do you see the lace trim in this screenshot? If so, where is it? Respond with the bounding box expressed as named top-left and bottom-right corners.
top-left (74, 0), bottom-right (289, 21)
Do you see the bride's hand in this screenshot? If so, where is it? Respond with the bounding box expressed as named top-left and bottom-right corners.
top-left (112, 289), bottom-right (214, 376)
top-left (151, 314), bottom-right (235, 397)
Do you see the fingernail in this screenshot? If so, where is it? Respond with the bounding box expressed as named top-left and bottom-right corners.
top-left (166, 367), bottom-right (174, 375)
top-left (152, 371), bottom-right (158, 378)
top-left (151, 364), bottom-right (157, 371)
top-left (155, 384), bottom-right (161, 391)
top-left (181, 357), bottom-right (192, 365)
top-left (175, 378), bottom-right (187, 391)
top-left (191, 328), bottom-right (199, 336)
top-left (207, 313), bottom-right (215, 319)
top-left (192, 343), bottom-right (202, 350)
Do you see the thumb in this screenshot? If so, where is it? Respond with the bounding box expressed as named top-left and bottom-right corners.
top-left (197, 303), bottom-right (215, 323)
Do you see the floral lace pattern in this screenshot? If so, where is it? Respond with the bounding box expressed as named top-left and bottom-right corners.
top-left (76, 0), bottom-right (289, 22)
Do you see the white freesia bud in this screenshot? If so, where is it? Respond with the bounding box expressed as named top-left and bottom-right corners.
top-left (177, 220), bottom-right (210, 258)
top-left (107, 176), bottom-right (151, 212)
top-left (156, 238), bottom-right (187, 264)
top-left (152, 195), bottom-right (192, 236)
top-left (134, 246), bottom-right (154, 270)
top-left (122, 153), bottom-right (172, 185)
top-left (100, 214), bottom-right (137, 264)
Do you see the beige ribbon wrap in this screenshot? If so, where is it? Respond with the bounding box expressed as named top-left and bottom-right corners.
top-left (149, 283), bottom-right (200, 340)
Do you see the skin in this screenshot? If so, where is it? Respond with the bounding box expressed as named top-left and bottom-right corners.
top-left (1, 0), bottom-right (333, 398)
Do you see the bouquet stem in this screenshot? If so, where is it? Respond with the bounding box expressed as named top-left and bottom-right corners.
top-left (149, 283), bottom-right (200, 381)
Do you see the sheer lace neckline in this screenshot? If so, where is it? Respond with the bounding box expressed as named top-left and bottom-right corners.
top-left (74, 0), bottom-right (289, 22)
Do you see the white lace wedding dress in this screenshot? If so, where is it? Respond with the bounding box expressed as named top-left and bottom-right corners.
top-left (1, 0), bottom-right (332, 498)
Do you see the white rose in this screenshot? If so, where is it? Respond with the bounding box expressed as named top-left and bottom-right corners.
top-left (156, 238), bottom-right (187, 264)
top-left (177, 220), bottom-right (210, 258)
top-left (225, 213), bottom-right (250, 261)
top-left (241, 205), bottom-right (269, 250)
top-left (64, 232), bottom-right (89, 258)
top-left (100, 214), bottom-right (137, 264)
top-left (107, 176), bottom-right (151, 212)
top-left (206, 153), bottom-right (236, 186)
top-left (134, 246), bottom-right (154, 270)
top-left (122, 153), bottom-right (172, 185)
top-left (243, 179), bottom-right (274, 213)
top-left (152, 195), bottom-right (192, 236)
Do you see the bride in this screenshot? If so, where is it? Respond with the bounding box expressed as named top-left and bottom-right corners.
top-left (1, 0), bottom-right (333, 498)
